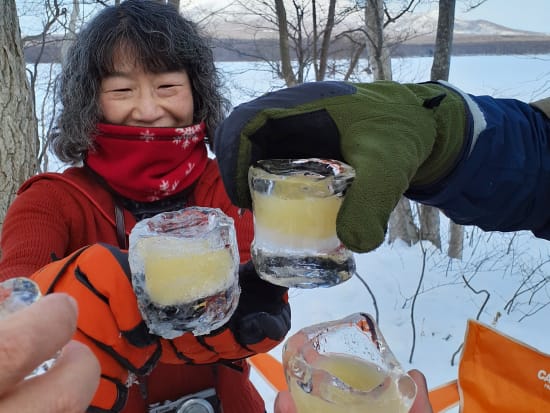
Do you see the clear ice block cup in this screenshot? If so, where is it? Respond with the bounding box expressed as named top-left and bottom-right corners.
top-left (0, 277), bottom-right (57, 377)
top-left (249, 158), bottom-right (356, 288)
top-left (283, 313), bottom-right (417, 413)
top-left (128, 207), bottom-right (240, 339)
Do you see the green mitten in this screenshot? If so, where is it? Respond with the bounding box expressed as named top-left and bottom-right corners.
top-left (214, 81), bottom-right (467, 253)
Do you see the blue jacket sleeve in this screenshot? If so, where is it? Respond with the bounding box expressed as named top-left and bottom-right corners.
top-left (406, 88), bottom-right (550, 240)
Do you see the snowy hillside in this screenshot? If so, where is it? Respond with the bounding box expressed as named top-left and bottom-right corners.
top-left (392, 9), bottom-right (546, 38)
top-left (190, 5), bottom-right (550, 40)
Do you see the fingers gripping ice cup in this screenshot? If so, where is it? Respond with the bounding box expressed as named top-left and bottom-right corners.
top-left (0, 278), bottom-right (57, 377)
top-left (129, 207), bottom-right (240, 339)
top-left (283, 313), bottom-right (417, 413)
top-left (249, 158), bottom-right (356, 288)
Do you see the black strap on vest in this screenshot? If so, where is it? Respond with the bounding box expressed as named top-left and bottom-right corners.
top-left (82, 165), bottom-right (129, 250)
top-left (114, 201), bottom-right (128, 250)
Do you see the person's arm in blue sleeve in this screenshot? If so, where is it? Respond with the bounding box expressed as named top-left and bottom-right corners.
top-left (214, 80), bottom-right (550, 253)
top-left (406, 82), bottom-right (550, 239)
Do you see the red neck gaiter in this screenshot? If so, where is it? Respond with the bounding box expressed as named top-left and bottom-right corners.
top-left (86, 122), bottom-right (208, 202)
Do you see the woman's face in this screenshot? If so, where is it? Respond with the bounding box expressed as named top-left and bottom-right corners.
top-left (99, 54), bottom-right (194, 128)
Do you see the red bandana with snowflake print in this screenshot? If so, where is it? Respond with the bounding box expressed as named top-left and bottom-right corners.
top-left (86, 122), bottom-right (208, 202)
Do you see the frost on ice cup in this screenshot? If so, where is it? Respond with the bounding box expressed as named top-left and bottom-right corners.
top-left (0, 277), bottom-right (57, 377)
top-left (283, 313), bottom-right (417, 413)
top-left (249, 158), bottom-right (356, 288)
top-left (129, 207), bottom-right (240, 338)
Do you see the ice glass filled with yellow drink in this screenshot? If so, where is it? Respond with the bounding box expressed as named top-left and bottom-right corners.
top-left (129, 207), bottom-right (240, 338)
top-left (283, 313), bottom-right (417, 413)
top-left (249, 158), bottom-right (355, 288)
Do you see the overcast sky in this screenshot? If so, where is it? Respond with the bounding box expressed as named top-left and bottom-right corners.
top-left (17, 0), bottom-right (550, 36)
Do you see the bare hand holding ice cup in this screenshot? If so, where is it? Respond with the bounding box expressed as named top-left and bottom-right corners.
top-left (0, 277), bottom-right (58, 378)
top-left (129, 207), bottom-right (240, 339)
top-left (283, 313), bottom-right (417, 413)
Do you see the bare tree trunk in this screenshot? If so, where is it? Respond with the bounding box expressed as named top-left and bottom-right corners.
top-left (365, 0), bottom-right (417, 246)
top-left (364, 0), bottom-right (392, 81)
top-left (431, 0), bottom-right (455, 81)
top-left (60, 0), bottom-right (80, 63)
top-left (274, 0), bottom-right (297, 86)
top-left (312, 0), bottom-right (319, 79)
top-left (317, 0), bottom-right (336, 80)
top-left (388, 198), bottom-right (419, 246)
top-left (448, 220), bottom-right (464, 259)
top-left (0, 0), bottom-right (38, 231)
top-left (419, 205), bottom-right (441, 249)
top-left (430, 0), bottom-right (463, 258)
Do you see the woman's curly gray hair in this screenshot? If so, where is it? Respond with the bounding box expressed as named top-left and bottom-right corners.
top-left (51, 0), bottom-right (229, 164)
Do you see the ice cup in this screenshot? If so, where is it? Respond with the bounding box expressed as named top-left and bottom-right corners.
top-left (128, 207), bottom-right (240, 339)
top-left (249, 158), bottom-right (356, 288)
top-left (283, 313), bottom-right (417, 413)
top-left (0, 277), bottom-right (57, 377)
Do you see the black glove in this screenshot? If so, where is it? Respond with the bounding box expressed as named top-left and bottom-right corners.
top-left (232, 260), bottom-right (291, 346)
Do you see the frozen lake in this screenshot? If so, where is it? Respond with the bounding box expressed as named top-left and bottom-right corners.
top-left (219, 53), bottom-right (550, 106)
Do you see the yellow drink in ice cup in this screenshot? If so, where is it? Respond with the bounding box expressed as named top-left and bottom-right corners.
top-left (249, 158), bottom-right (356, 288)
top-left (128, 207), bottom-right (240, 338)
top-left (289, 354), bottom-right (409, 413)
top-left (283, 313), bottom-right (417, 413)
top-left (252, 185), bottom-right (342, 251)
top-left (137, 237), bottom-right (235, 306)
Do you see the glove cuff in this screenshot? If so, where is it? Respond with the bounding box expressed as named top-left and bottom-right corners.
top-left (408, 82), bottom-right (467, 187)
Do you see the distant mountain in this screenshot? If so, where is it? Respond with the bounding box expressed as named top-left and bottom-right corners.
top-left (207, 10), bottom-right (550, 61)
top-left (389, 10), bottom-right (548, 38)
top-left (24, 11), bottom-right (550, 63)
top-left (454, 19), bottom-right (544, 36)
top-left (204, 9), bottom-right (549, 40)
top-left (370, 11), bottom-right (550, 57)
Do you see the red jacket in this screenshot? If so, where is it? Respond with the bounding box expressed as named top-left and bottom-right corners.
top-left (0, 160), bottom-right (265, 413)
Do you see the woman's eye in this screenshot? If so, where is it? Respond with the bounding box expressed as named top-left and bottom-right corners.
top-left (113, 88), bottom-right (131, 92)
top-left (159, 84), bottom-right (177, 89)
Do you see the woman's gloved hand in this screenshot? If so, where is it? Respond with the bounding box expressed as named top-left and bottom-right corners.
top-left (161, 260), bottom-right (290, 364)
top-left (31, 243), bottom-right (161, 413)
top-left (214, 80), bottom-right (469, 253)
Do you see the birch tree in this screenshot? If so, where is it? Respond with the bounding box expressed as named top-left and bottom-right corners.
top-left (364, 0), bottom-right (392, 80)
top-left (363, 0), bottom-right (421, 247)
top-left (417, 0), bottom-right (458, 252)
top-left (429, 0), bottom-right (464, 258)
